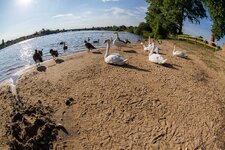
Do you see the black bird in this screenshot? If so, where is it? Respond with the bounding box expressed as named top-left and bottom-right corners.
top-left (93, 39), bottom-right (100, 43)
top-left (33, 49), bottom-right (43, 66)
top-left (60, 42), bottom-right (68, 51)
top-left (49, 49), bottom-right (59, 60)
top-left (84, 40), bottom-right (96, 52)
top-left (125, 39), bottom-right (131, 44)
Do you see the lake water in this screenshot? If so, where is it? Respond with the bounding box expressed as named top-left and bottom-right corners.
top-left (0, 31), bottom-right (141, 84)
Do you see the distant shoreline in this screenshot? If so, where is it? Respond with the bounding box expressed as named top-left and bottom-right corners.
top-left (0, 26), bottom-right (136, 50)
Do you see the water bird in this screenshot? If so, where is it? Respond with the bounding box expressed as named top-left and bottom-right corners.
top-left (104, 39), bottom-right (128, 65)
top-left (49, 49), bottom-right (59, 60)
top-left (33, 49), bottom-right (43, 66)
top-left (60, 42), bottom-right (68, 51)
top-left (84, 40), bottom-right (96, 52)
top-left (93, 39), bottom-right (100, 43)
top-left (125, 39), bottom-right (131, 44)
top-left (113, 32), bottom-right (128, 50)
top-left (173, 44), bottom-right (187, 58)
top-left (141, 42), bottom-right (160, 54)
top-left (149, 43), bottom-right (167, 64)
top-left (141, 42), bottom-right (153, 52)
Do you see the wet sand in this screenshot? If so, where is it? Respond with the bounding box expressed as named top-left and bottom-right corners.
top-left (1, 41), bottom-right (225, 149)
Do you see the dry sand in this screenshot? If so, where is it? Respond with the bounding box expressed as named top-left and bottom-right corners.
top-left (1, 40), bottom-right (225, 149)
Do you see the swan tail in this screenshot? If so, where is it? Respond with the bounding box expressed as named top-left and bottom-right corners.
top-left (161, 59), bottom-right (167, 64)
top-left (123, 58), bottom-right (128, 62)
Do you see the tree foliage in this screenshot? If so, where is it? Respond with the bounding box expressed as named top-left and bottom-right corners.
top-left (134, 22), bottom-right (152, 35)
top-left (145, 0), bottom-right (206, 38)
top-left (203, 0), bottom-right (225, 40)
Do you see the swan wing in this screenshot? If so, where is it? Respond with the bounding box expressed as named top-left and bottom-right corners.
top-left (105, 54), bottom-right (127, 65)
top-left (173, 50), bottom-right (186, 57)
top-left (113, 39), bottom-right (127, 47)
top-left (149, 54), bottom-right (166, 64)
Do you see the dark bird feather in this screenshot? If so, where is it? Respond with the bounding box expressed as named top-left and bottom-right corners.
top-left (33, 50), bottom-right (43, 64)
top-left (49, 49), bottom-right (59, 58)
top-left (84, 40), bottom-right (96, 52)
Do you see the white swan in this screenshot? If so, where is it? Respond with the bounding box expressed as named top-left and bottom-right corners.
top-left (104, 39), bottom-right (128, 65)
top-left (149, 43), bottom-right (167, 64)
top-left (141, 42), bottom-right (159, 54)
top-left (173, 44), bottom-right (187, 57)
top-left (113, 32), bottom-right (128, 50)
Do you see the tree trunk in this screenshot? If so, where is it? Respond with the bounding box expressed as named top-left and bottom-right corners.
top-left (178, 9), bottom-right (184, 34)
top-left (210, 32), bottom-right (215, 46)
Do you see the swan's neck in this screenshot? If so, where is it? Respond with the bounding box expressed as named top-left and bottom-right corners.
top-left (115, 33), bottom-right (119, 39)
top-left (148, 37), bottom-right (151, 45)
top-left (173, 45), bottom-right (176, 53)
top-left (105, 42), bottom-right (110, 58)
top-left (149, 43), bottom-right (155, 55)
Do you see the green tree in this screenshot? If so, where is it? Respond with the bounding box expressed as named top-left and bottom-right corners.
top-left (134, 22), bottom-right (152, 35)
top-left (145, 0), bottom-right (206, 38)
top-left (203, 0), bottom-right (225, 40)
top-left (2, 39), bottom-right (4, 45)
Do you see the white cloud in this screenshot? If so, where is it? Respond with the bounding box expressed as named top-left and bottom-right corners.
top-left (105, 7), bottom-right (136, 17)
top-left (52, 13), bottom-right (74, 18)
top-left (84, 11), bottom-right (92, 15)
top-left (102, 0), bottom-right (120, 2)
top-left (136, 6), bottom-right (148, 13)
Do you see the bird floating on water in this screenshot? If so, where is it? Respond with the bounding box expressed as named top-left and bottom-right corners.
top-left (93, 39), bottom-right (100, 44)
top-left (33, 49), bottom-right (43, 66)
top-left (60, 42), bottom-right (68, 51)
top-left (84, 40), bottom-right (96, 52)
top-left (172, 43), bottom-right (187, 58)
top-left (104, 39), bottom-right (128, 65)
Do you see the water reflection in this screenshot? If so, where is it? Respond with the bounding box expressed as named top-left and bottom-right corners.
top-left (0, 31), bottom-right (141, 83)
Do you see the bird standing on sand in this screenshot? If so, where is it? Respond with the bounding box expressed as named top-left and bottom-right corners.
top-left (104, 39), bottom-right (128, 65)
top-left (49, 49), bottom-right (59, 60)
top-left (113, 32), bottom-right (128, 50)
top-left (172, 43), bottom-right (187, 58)
top-left (33, 49), bottom-right (43, 66)
top-left (84, 40), bottom-right (96, 52)
top-left (149, 43), bottom-right (167, 64)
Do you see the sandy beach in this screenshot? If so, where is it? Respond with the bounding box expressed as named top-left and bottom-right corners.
top-left (1, 40), bottom-right (225, 149)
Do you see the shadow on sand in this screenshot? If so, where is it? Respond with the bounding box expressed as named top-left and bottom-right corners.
top-left (119, 64), bottom-right (150, 72)
top-left (92, 51), bottom-right (102, 54)
top-left (123, 50), bottom-right (137, 53)
top-left (37, 66), bottom-right (47, 72)
top-left (161, 63), bottom-right (180, 70)
top-left (55, 58), bottom-right (65, 64)
top-left (181, 56), bottom-right (192, 60)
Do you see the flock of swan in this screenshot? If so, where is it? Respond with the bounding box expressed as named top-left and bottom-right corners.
top-left (102, 32), bottom-right (187, 66)
top-left (33, 31), bottom-right (187, 67)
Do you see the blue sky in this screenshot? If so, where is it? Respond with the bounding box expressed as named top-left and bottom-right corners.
top-left (0, 0), bottom-right (224, 45)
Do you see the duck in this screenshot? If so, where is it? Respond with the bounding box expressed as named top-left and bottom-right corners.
top-left (173, 44), bottom-right (187, 58)
top-left (84, 40), bottom-right (96, 52)
top-left (93, 39), bottom-right (100, 43)
top-left (104, 39), bottom-right (128, 65)
top-left (60, 42), bottom-right (68, 51)
top-left (113, 32), bottom-right (128, 50)
top-left (149, 43), bottom-right (167, 64)
top-left (125, 39), bottom-right (131, 44)
top-left (33, 49), bottom-right (43, 66)
top-left (49, 49), bottom-right (59, 60)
